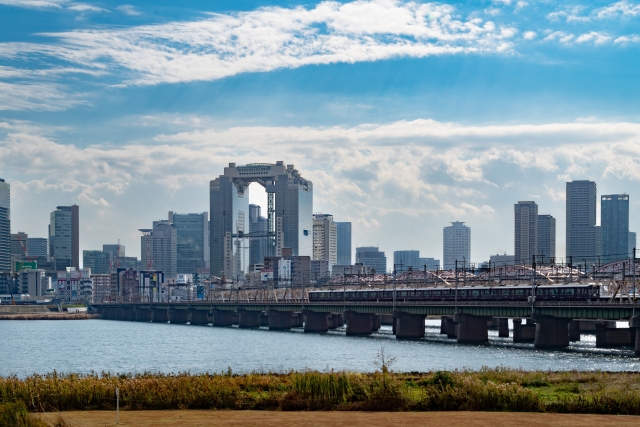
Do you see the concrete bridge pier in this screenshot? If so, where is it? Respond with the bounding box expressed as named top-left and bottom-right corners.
top-left (169, 309), bottom-right (189, 324)
top-left (238, 310), bottom-right (261, 328)
top-left (534, 316), bottom-right (570, 348)
top-left (101, 307), bottom-right (111, 320)
top-left (259, 312), bottom-right (269, 327)
top-left (440, 316), bottom-right (448, 334)
top-left (513, 319), bottom-right (535, 343)
top-left (568, 321), bottom-right (581, 342)
top-left (115, 307), bottom-right (127, 321)
top-left (302, 310), bottom-right (329, 333)
top-left (445, 317), bottom-right (458, 339)
top-left (212, 309), bottom-right (235, 326)
top-left (152, 309), bottom-right (169, 323)
top-left (267, 310), bottom-right (292, 330)
top-left (595, 322), bottom-right (634, 347)
top-left (457, 314), bottom-right (490, 343)
top-left (127, 308), bottom-right (138, 321)
top-left (291, 312), bottom-right (303, 328)
top-left (345, 311), bottom-right (373, 336)
top-left (371, 314), bottom-right (381, 332)
top-left (394, 312), bottom-right (426, 339)
top-left (498, 318), bottom-right (509, 338)
top-left (633, 318), bottom-right (640, 355)
top-left (327, 313), bottom-right (340, 329)
top-left (136, 309), bottom-right (152, 322)
top-left (189, 310), bottom-right (210, 325)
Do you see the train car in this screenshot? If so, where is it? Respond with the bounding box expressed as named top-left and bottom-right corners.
top-left (308, 284), bottom-right (599, 303)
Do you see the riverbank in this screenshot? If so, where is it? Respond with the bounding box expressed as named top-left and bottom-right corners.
top-left (33, 410), bottom-right (640, 427)
top-left (2, 369), bottom-right (640, 415)
top-left (0, 313), bottom-right (99, 320)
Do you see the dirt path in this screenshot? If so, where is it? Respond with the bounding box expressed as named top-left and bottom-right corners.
top-left (35, 410), bottom-right (640, 427)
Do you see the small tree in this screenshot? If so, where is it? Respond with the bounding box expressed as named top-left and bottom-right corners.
top-left (373, 345), bottom-right (396, 394)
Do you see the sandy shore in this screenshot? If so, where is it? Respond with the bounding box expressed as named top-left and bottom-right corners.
top-left (34, 410), bottom-right (640, 426)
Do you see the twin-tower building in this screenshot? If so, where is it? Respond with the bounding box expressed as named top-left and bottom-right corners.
top-left (209, 161), bottom-right (313, 279)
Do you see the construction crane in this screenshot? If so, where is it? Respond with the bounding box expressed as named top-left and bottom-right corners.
top-left (16, 234), bottom-right (32, 262)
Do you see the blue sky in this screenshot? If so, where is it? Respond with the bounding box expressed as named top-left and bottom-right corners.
top-left (1, 0), bottom-right (640, 267)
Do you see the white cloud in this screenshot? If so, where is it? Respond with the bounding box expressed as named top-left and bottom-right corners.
top-left (544, 31), bottom-right (575, 44)
top-left (0, 0), bottom-right (517, 86)
top-left (595, 1), bottom-right (640, 19)
top-left (67, 3), bottom-right (107, 13)
top-left (515, 1), bottom-right (528, 12)
top-left (575, 31), bottom-right (611, 45)
top-left (0, 0), bottom-right (68, 8)
top-left (523, 31), bottom-right (537, 40)
top-left (116, 4), bottom-right (140, 16)
top-left (615, 34), bottom-right (640, 44)
top-left (0, 81), bottom-right (84, 111)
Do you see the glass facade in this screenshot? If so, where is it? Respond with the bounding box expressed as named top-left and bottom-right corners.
top-left (355, 246), bottom-right (387, 274)
top-left (601, 194), bottom-right (629, 264)
top-left (83, 250), bottom-right (109, 274)
top-left (0, 179), bottom-right (9, 273)
top-left (566, 181), bottom-right (599, 265)
top-left (393, 250), bottom-right (420, 271)
top-left (537, 214), bottom-right (556, 262)
top-left (172, 212), bottom-right (208, 274)
top-left (336, 222), bottom-right (352, 266)
top-left (443, 222), bottom-right (471, 270)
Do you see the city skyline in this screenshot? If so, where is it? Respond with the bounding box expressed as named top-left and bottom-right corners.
top-left (2, 1), bottom-right (640, 266)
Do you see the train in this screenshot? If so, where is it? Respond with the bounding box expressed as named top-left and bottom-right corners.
top-left (308, 284), bottom-right (600, 303)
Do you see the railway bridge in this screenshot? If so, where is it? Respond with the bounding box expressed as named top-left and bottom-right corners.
top-left (91, 299), bottom-right (640, 355)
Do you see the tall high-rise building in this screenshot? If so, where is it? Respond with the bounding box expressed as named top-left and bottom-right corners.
top-left (27, 238), bottom-right (48, 260)
top-left (10, 232), bottom-right (28, 258)
top-left (313, 213), bottom-right (337, 271)
top-left (393, 250), bottom-right (420, 271)
top-left (169, 211), bottom-right (209, 274)
top-left (355, 246), bottom-right (387, 274)
top-left (0, 178), bottom-right (9, 274)
top-left (601, 194), bottom-right (629, 264)
top-left (249, 204), bottom-right (268, 266)
top-left (83, 250), bottom-right (110, 275)
top-left (49, 205), bottom-right (79, 271)
top-left (514, 201), bottom-right (538, 265)
top-left (566, 180), bottom-right (599, 265)
top-left (210, 162), bottom-right (312, 278)
top-left (443, 221), bottom-right (470, 270)
top-left (140, 220), bottom-right (177, 279)
top-left (336, 222), bottom-right (352, 266)
top-left (629, 232), bottom-right (637, 258)
top-left (537, 215), bottom-right (556, 263)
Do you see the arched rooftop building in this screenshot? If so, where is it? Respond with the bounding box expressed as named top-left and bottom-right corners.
top-left (210, 161), bottom-right (313, 280)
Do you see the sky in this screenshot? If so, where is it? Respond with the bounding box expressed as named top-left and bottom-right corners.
top-left (1, 0), bottom-right (640, 267)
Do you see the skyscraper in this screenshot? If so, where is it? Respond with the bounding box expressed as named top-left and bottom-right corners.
top-left (140, 220), bottom-right (177, 279)
top-left (514, 201), bottom-right (538, 265)
top-left (537, 214), bottom-right (556, 263)
top-left (83, 250), bottom-right (110, 275)
top-left (355, 246), bottom-right (387, 274)
top-left (210, 162), bottom-right (312, 278)
top-left (249, 204), bottom-right (268, 266)
top-left (10, 232), bottom-right (28, 259)
top-left (443, 221), bottom-right (470, 270)
top-left (0, 178), bottom-right (9, 274)
top-left (49, 205), bottom-right (79, 271)
top-left (566, 180), bottom-right (599, 266)
top-left (393, 250), bottom-right (420, 271)
top-left (170, 211), bottom-right (209, 274)
top-left (601, 194), bottom-right (629, 264)
top-left (336, 222), bottom-right (352, 266)
top-left (313, 213), bottom-right (337, 272)
top-left (27, 238), bottom-right (48, 260)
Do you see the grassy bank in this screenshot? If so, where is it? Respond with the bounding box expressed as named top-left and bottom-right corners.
top-left (1, 369), bottom-right (640, 415)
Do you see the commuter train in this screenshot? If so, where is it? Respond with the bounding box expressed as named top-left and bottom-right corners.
top-left (308, 284), bottom-right (600, 303)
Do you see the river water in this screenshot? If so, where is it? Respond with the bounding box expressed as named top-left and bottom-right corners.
top-left (1, 319), bottom-right (639, 378)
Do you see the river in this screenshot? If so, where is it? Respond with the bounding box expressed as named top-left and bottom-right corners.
top-left (1, 319), bottom-right (639, 378)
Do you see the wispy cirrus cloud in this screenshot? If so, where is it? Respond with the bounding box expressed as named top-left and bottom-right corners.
top-left (548, 1), bottom-right (640, 22)
top-left (0, 1), bottom-right (518, 86)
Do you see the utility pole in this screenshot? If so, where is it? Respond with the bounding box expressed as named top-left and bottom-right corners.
top-left (531, 255), bottom-right (536, 315)
top-left (633, 248), bottom-right (637, 318)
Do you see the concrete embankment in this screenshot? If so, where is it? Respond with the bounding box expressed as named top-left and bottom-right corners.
top-left (0, 305), bottom-right (51, 314)
top-left (0, 305), bottom-right (99, 320)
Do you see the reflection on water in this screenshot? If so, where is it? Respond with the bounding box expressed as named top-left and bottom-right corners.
top-left (0, 319), bottom-right (639, 378)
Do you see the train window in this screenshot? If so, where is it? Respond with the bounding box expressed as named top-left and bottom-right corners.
top-left (502, 289), bottom-right (510, 295)
top-left (515, 290), bottom-right (523, 295)
top-left (549, 289), bottom-right (558, 295)
top-left (460, 291), bottom-right (467, 296)
top-left (537, 289), bottom-right (543, 295)
top-left (370, 292), bottom-right (376, 297)
top-left (319, 293), bottom-right (325, 298)
top-left (472, 290), bottom-right (479, 296)
top-left (565, 289), bottom-right (574, 295)
top-left (491, 290), bottom-right (498, 295)
top-left (400, 291), bottom-right (407, 297)
top-left (434, 291), bottom-right (441, 295)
